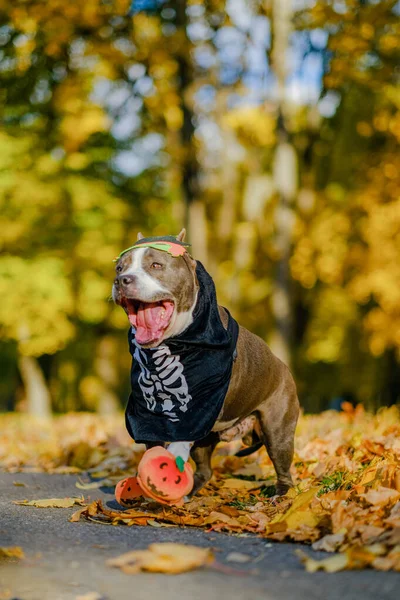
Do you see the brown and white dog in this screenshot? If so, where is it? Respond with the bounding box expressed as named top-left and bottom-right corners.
top-left (112, 230), bottom-right (299, 496)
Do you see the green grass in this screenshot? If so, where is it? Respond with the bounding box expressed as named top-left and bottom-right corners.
top-left (317, 471), bottom-right (352, 496)
top-left (228, 495), bottom-right (259, 509)
top-left (259, 484), bottom-right (277, 498)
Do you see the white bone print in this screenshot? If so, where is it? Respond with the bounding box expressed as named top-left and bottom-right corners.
top-left (133, 338), bottom-right (192, 421)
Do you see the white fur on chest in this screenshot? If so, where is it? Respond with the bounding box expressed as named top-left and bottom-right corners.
top-left (166, 292), bottom-right (198, 339)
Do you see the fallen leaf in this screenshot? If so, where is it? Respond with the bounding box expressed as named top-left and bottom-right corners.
top-left (218, 505), bottom-right (241, 518)
top-left (70, 505), bottom-right (92, 522)
top-left (12, 481), bottom-right (26, 487)
top-left (204, 511), bottom-right (242, 528)
top-left (312, 531), bottom-right (346, 552)
top-left (147, 519), bottom-right (176, 528)
top-left (296, 549), bottom-right (349, 573)
top-left (267, 487), bottom-right (321, 533)
top-left (0, 546), bottom-right (25, 559)
top-left (373, 545), bottom-right (400, 571)
top-left (312, 462), bottom-right (327, 478)
top-left (273, 487), bottom-right (319, 521)
top-left (76, 479), bottom-right (115, 490)
top-left (266, 522), bottom-right (287, 534)
top-left (3, 409), bottom-right (400, 572)
top-left (247, 511), bottom-right (271, 532)
top-left (221, 478), bottom-right (269, 491)
top-left (361, 487), bottom-right (400, 507)
top-left (107, 543), bottom-right (213, 574)
top-left (233, 463), bottom-right (269, 479)
top-left (52, 466), bottom-right (82, 474)
top-left (69, 499), bottom-right (164, 525)
top-left (76, 593), bottom-right (105, 600)
top-left (359, 525), bottom-right (386, 544)
top-left (385, 502), bottom-right (400, 527)
top-left (225, 552), bottom-right (251, 563)
top-left (14, 497), bottom-right (86, 508)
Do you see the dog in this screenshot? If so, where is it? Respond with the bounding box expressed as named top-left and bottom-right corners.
top-left (112, 230), bottom-right (299, 496)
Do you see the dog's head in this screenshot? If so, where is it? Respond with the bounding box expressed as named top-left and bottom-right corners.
top-left (112, 229), bottom-right (199, 347)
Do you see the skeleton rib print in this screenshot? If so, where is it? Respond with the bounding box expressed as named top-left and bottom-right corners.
top-left (132, 337), bottom-right (192, 422)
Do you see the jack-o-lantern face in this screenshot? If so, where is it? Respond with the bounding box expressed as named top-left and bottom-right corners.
top-left (115, 476), bottom-right (143, 507)
top-left (138, 447), bottom-right (194, 503)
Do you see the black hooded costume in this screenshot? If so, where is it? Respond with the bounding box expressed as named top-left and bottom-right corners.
top-left (125, 260), bottom-right (239, 443)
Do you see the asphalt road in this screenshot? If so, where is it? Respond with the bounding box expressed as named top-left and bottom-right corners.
top-left (0, 472), bottom-right (399, 600)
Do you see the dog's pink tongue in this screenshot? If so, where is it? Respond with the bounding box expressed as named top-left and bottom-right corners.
top-left (135, 301), bottom-right (174, 345)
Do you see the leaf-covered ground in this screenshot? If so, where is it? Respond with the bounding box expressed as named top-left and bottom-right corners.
top-left (1, 405), bottom-right (399, 572)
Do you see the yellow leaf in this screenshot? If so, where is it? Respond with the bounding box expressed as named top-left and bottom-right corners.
top-left (267, 506), bottom-right (322, 533)
top-left (296, 549), bottom-right (349, 573)
top-left (14, 497), bottom-right (86, 508)
top-left (76, 594), bottom-right (104, 600)
top-left (267, 522), bottom-right (287, 534)
top-left (221, 478), bottom-right (270, 491)
top-left (70, 505), bottom-right (90, 523)
top-left (233, 463), bottom-right (270, 479)
top-left (269, 487), bottom-right (320, 529)
top-left (147, 520), bottom-right (176, 528)
top-left (203, 511), bottom-right (241, 527)
top-left (106, 543), bottom-right (214, 574)
top-left (0, 546), bottom-right (24, 559)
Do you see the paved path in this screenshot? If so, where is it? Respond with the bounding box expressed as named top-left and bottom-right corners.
top-left (0, 472), bottom-right (399, 600)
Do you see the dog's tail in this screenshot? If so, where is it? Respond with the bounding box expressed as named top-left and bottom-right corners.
top-left (235, 441), bottom-right (263, 457)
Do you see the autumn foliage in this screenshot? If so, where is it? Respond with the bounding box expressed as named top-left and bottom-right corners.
top-left (0, 1), bottom-right (399, 413)
top-left (2, 405), bottom-right (400, 572)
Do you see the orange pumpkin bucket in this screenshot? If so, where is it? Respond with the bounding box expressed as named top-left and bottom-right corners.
top-left (137, 446), bottom-right (194, 504)
top-left (115, 476), bottom-right (143, 507)
top-left (115, 446), bottom-right (194, 508)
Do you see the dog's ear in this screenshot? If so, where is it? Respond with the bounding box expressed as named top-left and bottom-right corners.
top-left (181, 250), bottom-right (197, 277)
top-left (137, 232), bottom-right (144, 241)
top-left (176, 228), bottom-right (186, 242)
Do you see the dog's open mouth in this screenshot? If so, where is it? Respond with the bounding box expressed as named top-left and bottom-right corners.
top-left (121, 299), bottom-right (174, 345)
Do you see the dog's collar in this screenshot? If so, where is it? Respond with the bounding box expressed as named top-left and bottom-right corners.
top-left (114, 236), bottom-right (191, 261)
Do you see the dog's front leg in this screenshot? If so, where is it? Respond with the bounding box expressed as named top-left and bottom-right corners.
top-left (168, 441), bottom-right (193, 462)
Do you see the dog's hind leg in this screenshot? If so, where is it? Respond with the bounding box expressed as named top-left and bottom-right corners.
top-left (257, 389), bottom-right (299, 496)
top-left (189, 434), bottom-right (218, 497)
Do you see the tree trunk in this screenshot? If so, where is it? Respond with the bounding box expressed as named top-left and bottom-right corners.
top-left (175, 0), bottom-right (207, 262)
top-left (94, 336), bottom-right (120, 415)
top-left (18, 354), bottom-right (52, 417)
top-left (269, 0), bottom-right (297, 366)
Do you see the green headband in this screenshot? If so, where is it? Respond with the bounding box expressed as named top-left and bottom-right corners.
top-left (114, 236), bottom-right (191, 262)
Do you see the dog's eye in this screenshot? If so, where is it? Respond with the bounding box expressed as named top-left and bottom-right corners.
top-left (151, 262), bottom-right (163, 269)
top-left (116, 265), bottom-right (123, 273)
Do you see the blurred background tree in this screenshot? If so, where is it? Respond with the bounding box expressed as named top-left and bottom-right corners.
top-left (0, 0), bottom-right (399, 415)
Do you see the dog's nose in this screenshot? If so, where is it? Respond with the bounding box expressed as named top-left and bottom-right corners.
top-left (116, 274), bottom-right (137, 287)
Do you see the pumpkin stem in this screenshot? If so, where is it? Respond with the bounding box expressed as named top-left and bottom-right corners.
top-left (175, 456), bottom-right (185, 473)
